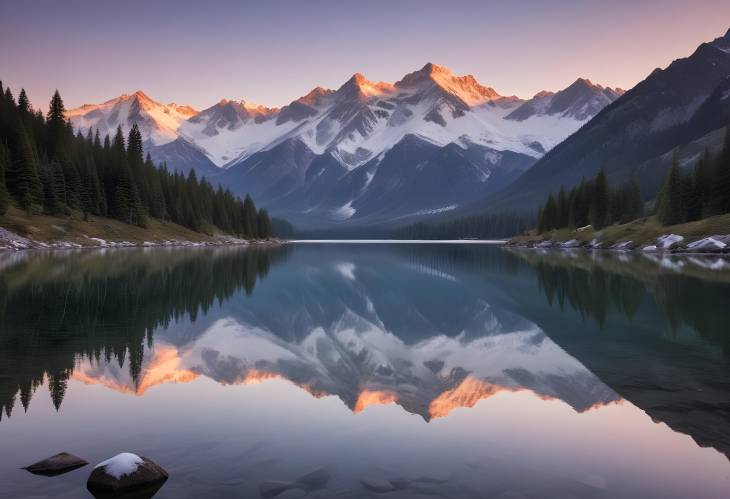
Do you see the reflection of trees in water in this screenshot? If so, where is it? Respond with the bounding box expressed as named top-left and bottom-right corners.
top-left (653, 274), bottom-right (730, 354)
top-left (528, 253), bottom-right (730, 355)
top-left (535, 261), bottom-right (643, 328)
top-left (0, 246), bottom-right (288, 421)
top-left (399, 244), bottom-right (730, 354)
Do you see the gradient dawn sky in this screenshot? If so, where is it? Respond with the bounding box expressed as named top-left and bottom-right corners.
top-left (2, 0), bottom-right (730, 111)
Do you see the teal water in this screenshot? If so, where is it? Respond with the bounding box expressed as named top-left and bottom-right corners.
top-left (0, 244), bottom-right (729, 498)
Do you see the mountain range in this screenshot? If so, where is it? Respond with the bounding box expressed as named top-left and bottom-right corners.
top-left (67, 64), bottom-right (623, 227)
top-left (67, 28), bottom-right (730, 229)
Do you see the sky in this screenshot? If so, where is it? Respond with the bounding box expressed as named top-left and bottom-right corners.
top-left (2, 0), bottom-right (730, 112)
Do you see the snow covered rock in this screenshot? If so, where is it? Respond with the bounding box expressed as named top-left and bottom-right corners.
top-left (535, 240), bottom-right (554, 248)
top-left (559, 239), bottom-right (580, 248)
top-left (642, 245), bottom-right (658, 252)
top-left (585, 238), bottom-right (603, 249)
top-left (656, 234), bottom-right (684, 249)
top-left (686, 237), bottom-right (727, 251)
top-left (23, 452), bottom-right (88, 476)
top-left (612, 241), bottom-right (635, 251)
top-left (87, 453), bottom-right (167, 496)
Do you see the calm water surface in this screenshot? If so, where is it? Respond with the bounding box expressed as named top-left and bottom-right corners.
top-left (0, 244), bottom-right (729, 498)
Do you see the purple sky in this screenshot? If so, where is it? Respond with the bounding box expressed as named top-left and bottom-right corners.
top-left (2, 0), bottom-right (730, 112)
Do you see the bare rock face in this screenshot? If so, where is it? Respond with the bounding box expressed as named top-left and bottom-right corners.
top-left (23, 452), bottom-right (88, 476)
top-left (86, 453), bottom-right (168, 498)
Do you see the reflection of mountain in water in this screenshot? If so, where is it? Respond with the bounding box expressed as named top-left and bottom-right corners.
top-left (0, 245), bottom-right (620, 424)
top-left (0, 246), bottom-right (287, 420)
top-left (502, 248), bottom-right (730, 460)
top-left (1, 244), bottom-right (729, 462)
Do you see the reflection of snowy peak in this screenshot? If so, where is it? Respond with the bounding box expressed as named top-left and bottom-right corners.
top-left (183, 314), bottom-right (619, 419)
top-left (73, 310), bottom-right (620, 421)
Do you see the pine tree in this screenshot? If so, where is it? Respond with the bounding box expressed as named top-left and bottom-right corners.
top-left (709, 127), bottom-right (730, 215)
top-left (243, 194), bottom-right (258, 238)
top-left (46, 90), bottom-right (67, 160)
top-left (543, 194), bottom-right (558, 231)
top-left (257, 208), bottom-right (271, 239)
top-left (620, 178), bottom-right (644, 223)
top-left (694, 149), bottom-right (713, 218)
top-left (590, 168), bottom-right (609, 229)
top-left (556, 186), bottom-right (568, 228)
top-left (17, 89), bottom-right (30, 115)
top-left (10, 123), bottom-right (43, 212)
top-left (656, 152), bottom-right (686, 225)
top-left (0, 142), bottom-right (10, 215)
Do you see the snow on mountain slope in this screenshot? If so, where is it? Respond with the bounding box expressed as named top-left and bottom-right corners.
top-left (67, 65), bottom-right (619, 172)
top-left (506, 79), bottom-right (624, 122)
top-left (66, 65), bottom-right (621, 225)
top-left (67, 91), bottom-right (198, 146)
top-left (179, 63), bottom-right (619, 170)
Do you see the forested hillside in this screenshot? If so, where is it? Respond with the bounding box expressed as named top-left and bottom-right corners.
top-left (0, 82), bottom-right (272, 238)
top-left (535, 128), bottom-right (730, 233)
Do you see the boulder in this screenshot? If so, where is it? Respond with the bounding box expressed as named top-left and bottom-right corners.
top-left (87, 453), bottom-right (167, 497)
top-left (295, 468), bottom-right (330, 491)
top-left (360, 479), bottom-right (395, 493)
top-left (23, 452), bottom-right (88, 476)
top-left (686, 237), bottom-right (727, 251)
top-left (612, 240), bottom-right (635, 251)
top-left (360, 478), bottom-right (400, 493)
top-left (559, 239), bottom-right (580, 249)
top-left (259, 468), bottom-right (331, 498)
top-left (656, 234), bottom-right (684, 249)
top-left (260, 481), bottom-right (297, 498)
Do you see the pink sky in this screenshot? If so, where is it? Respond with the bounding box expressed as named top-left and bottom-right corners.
top-left (1, 0), bottom-right (730, 111)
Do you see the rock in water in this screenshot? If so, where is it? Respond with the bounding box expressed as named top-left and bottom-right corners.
top-left (87, 453), bottom-right (167, 497)
top-left (295, 468), bottom-right (330, 491)
top-left (23, 452), bottom-right (88, 476)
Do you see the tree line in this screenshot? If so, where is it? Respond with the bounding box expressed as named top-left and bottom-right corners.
top-left (395, 212), bottom-right (532, 240)
top-left (0, 82), bottom-right (272, 238)
top-left (655, 128), bottom-right (730, 225)
top-left (537, 169), bottom-right (644, 233)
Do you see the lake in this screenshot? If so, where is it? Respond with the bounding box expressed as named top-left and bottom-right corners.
top-left (1, 243), bottom-right (729, 499)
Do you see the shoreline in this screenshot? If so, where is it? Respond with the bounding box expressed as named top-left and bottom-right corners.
top-left (505, 237), bottom-right (730, 256)
top-left (0, 226), bottom-right (284, 252)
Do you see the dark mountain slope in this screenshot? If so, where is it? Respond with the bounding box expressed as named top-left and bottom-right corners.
top-left (481, 29), bottom-right (730, 213)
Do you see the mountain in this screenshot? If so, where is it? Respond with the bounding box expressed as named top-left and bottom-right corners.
top-left (67, 91), bottom-right (219, 177)
top-left (505, 79), bottom-right (624, 122)
top-left (211, 64), bottom-right (619, 226)
top-left (67, 64), bottom-right (621, 226)
top-left (67, 90), bottom-right (197, 146)
top-left (480, 28), bottom-right (730, 213)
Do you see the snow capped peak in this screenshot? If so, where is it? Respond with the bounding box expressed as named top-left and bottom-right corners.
top-left (166, 103), bottom-right (198, 117)
top-left (396, 62), bottom-right (502, 106)
top-left (67, 90), bottom-right (199, 146)
top-left (338, 73), bottom-right (394, 98)
top-left (533, 90), bottom-right (555, 99)
top-left (506, 77), bottom-right (623, 122)
top-left (132, 89), bottom-right (150, 100)
top-left (297, 86), bottom-right (335, 106)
